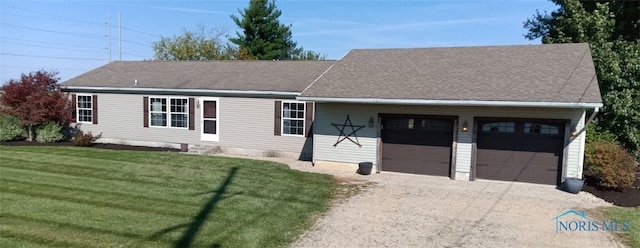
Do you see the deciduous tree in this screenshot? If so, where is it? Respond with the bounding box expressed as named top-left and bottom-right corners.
top-left (1, 70), bottom-right (71, 141)
top-left (524, 0), bottom-right (640, 159)
top-left (153, 28), bottom-right (224, 61)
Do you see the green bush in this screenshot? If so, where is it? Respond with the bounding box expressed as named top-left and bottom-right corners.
top-left (586, 124), bottom-right (618, 144)
top-left (35, 121), bottom-right (63, 143)
top-left (72, 131), bottom-right (102, 147)
top-left (585, 140), bottom-right (638, 188)
top-left (0, 114), bottom-right (24, 141)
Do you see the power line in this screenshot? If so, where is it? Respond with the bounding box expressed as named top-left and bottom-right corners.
top-left (1, 23), bottom-right (107, 40)
top-left (0, 4), bottom-right (104, 26)
top-left (1, 64), bottom-right (95, 71)
top-left (1, 53), bottom-right (105, 61)
top-left (1, 12), bottom-right (104, 26)
top-left (2, 4), bottom-right (161, 39)
top-left (121, 26), bottom-right (161, 38)
top-left (1, 40), bottom-right (108, 53)
top-left (122, 39), bottom-right (151, 47)
top-left (1, 36), bottom-right (101, 50)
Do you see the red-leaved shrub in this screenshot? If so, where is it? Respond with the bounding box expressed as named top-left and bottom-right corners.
top-left (585, 140), bottom-right (638, 188)
top-left (72, 131), bottom-right (102, 147)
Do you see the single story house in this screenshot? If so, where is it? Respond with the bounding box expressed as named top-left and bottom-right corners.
top-left (62, 43), bottom-right (602, 186)
top-left (63, 60), bottom-right (336, 160)
top-left (298, 43), bottom-right (602, 185)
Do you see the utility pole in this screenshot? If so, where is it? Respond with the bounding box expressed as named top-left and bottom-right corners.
top-left (119, 12), bottom-right (122, 61)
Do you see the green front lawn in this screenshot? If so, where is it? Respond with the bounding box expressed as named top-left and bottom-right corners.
top-left (0, 146), bottom-right (334, 247)
top-left (605, 207), bottom-right (640, 248)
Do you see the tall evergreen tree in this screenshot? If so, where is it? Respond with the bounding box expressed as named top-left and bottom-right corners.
top-left (229, 0), bottom-right (301, 60)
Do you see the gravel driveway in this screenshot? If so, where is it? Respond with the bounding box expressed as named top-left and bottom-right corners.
top-left (215, 155), bottom-right (625, 248)
top-left (290, 172), bottom-right (625, 248)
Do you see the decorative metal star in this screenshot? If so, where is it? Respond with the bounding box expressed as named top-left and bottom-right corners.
top-left (332, 115), bottom-right (365, 147)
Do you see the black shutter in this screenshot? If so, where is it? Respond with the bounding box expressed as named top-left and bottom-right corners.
top-left (70, 94), bottom-right (76, 123)
top-left (188, 98), bottom-right (195, 130)
top-left (92, 95), bottom-right (98, 124)
top-left (274, 101), bottom-right (282, 136)
top-left (143, 96), bottom-right (149, 128)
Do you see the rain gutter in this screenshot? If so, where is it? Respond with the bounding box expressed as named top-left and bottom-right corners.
top-left (295, 97), bottom-right (604, 109)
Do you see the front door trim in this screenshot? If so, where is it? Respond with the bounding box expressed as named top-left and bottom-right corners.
top-left (200, 97), bottom-right (219, 142)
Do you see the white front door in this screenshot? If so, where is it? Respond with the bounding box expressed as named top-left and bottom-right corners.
top-left (200, 98), bottom-right (219, 141)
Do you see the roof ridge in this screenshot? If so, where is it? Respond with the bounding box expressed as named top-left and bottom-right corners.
top-left (350, 43), bottom-right (590, 52)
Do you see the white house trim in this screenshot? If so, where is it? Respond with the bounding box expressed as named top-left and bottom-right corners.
top-left (296, 97), bottom-right (603, 109)
top-left (64, 86), bottom-right (300, 97)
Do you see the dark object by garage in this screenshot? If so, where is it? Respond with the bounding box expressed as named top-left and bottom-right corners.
top-left (358, 162), bottom-right (373, 175)
top-left (563, 177), bottom-right (585, 194)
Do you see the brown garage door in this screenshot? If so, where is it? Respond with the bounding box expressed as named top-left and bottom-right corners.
top-left (381, 116), bottom-right (454, 176)
top-left (476, 120), bottom-right (565, 185)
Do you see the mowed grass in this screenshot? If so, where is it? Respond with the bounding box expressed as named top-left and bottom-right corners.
top-left (605, 207), bottom-right (640, 248)
top-left (0, 146), bottom-right (334, 248)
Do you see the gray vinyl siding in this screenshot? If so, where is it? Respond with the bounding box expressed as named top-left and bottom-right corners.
top-left (313, 105), bottom-right (378, 164)
top-left (456, 113), bottom-right (474, 173)
top-left (313, 103), bottom-right (586, 179)
top-left (75, 93), bottom-right (201, 145)
top-left (218, 97), bottom-right (309, 154)
top-left (73, 93), bottom-right (309, 155)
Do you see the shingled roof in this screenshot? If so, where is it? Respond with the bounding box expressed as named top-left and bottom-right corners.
top-left (299, 43), bottom-right (602, 106)
top-left (63, 60), bottom-right (335, 93)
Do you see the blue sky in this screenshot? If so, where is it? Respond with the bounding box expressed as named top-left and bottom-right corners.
top-left (0, 0), bottom-right (557, 83)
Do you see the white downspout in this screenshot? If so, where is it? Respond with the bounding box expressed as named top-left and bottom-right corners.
top-left (574, 107), bottom-right (599, 179)
top-left (573, 107), bottom-right (600, 138)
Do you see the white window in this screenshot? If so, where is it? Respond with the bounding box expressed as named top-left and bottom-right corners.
top-left (150, 98), bottom-right (167, 127)
top-left (525, 122), bottom-right (560, 135)
top-left (482, 122), bottom-right (515, 133)
top-left (170, 98), bottom-right (188, 128)
top-left (149, 97), bottom-right (188, 128)
top-left (76, 95), bottom-right (92, 123)
top-left (282, 101), bottom-right (305, 136)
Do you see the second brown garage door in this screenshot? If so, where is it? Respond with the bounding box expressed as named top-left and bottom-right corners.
top-left (381, 116), bottom-right (454, 176)
top-left (475, 119), bottom-right (566, 185)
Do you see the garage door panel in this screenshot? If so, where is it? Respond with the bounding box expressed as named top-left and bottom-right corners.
top-left (514, 151), bottom-right (561, 166)
top-left (381, 116), bottom-right (454, 177)
top-left (476, 150), bottom-right (517, 164)
top-left (475, 163), bottom-right (513, 181)
top-left (516, 166), bottom-right (559, 185)
top-left (383, 158), bottom-right (451, 176)
top-left (476, 134), bottom-right (516, 151)
top-left (519, 136), bottom-right (564, 153)
top-left (382, 143), bottom-right (451, 176)
top-left (383, 144), bottom-right (450, 160)
top-left (476, 160), bottom-right (558, 184)
top-left (476, 120), bottom-right (565, 185)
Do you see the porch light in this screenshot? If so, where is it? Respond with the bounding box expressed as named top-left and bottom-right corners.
top-left (196, 99), bottom-right (200, 109)
top-left (462, 120), bottom-right (468, 132)
top-left (368, 116), bottom-right (374, 127)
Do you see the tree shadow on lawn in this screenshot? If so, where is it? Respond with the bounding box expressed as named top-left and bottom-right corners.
top-left (148, 167), bottom-right (239, 248)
